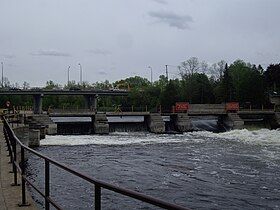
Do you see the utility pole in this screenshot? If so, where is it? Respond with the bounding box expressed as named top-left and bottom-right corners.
top-left (78, 63), bottom-right (82, 85)
top-left (1, 62), bottom-right (3, 88)
top-left (165, 65), bottom-right (168, 80)
top-left (67, 66), bottom-right (70, 86)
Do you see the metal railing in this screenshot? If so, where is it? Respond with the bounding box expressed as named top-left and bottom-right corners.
top-left (1, 116), bottom-right (189, 210)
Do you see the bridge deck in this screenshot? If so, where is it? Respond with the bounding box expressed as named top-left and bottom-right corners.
top-left (0, 89), bottom-right (129, 96)
top-left (49, 111), bottom-right (151, 117)
top-left (48, 110), bottom-right (276, 117)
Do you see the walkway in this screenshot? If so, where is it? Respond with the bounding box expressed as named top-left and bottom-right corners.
top-left (0, 123), bottom-right (37, 210)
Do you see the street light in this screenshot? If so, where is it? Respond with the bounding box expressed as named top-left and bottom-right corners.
top-left (67, 66), bottom-right (70, 86)
top-left (1, 62), bottom-right (3, 88)
top-left (78, 63), bottom-right (82, 85)
top-left (148, 66), bottom-right (153, 84)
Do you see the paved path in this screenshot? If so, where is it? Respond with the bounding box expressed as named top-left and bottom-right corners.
top-left (0, 123), bottom-right (37, 210)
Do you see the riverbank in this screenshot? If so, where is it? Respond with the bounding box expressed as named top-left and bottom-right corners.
top-left (0, 124), bottom-right (37, 210)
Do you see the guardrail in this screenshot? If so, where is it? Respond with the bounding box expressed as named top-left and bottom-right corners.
top-left (1, 116), bottom-right (189, 210)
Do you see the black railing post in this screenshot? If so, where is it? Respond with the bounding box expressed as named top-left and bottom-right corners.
top-left (3, 128), bottom-right (13, 163)
top-left (95, 185), bottom-right (101, 210)
top-left (19, 146), bottom-right (30, 206)
top-left (11, 136), bottom-right (19, 186)
top-left (45, 160), bottom-right (50, 210)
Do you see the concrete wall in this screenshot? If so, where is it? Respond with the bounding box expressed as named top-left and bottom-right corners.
top-left (189, 104), bottom-right (226, 114)
top-left (189, 104), bottom-right (225, 110)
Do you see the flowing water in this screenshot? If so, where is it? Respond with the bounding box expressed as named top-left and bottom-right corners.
top-left (26, 120), bottom-right (280, 210)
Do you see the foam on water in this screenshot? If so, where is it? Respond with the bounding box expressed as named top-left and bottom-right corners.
top-left (40, 129), bottom-right (280, 146)
top-left (194, 128), bottom-right (280, 145)
top-left (41, 132), bottom-right (187, 146)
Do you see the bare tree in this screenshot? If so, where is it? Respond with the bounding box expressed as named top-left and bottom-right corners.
top-left (217, 60), bottom-right (226, 79)
top-left (179, 57), bottom-right (200, 77)
top-left (22, 81), bottom-right (30, 90)
top-left (200, 61), bottom-right (209, 74)
top-left (3, 77), bottom-right (10, 88)
top-left (210, 60), bottom-right (226, 80)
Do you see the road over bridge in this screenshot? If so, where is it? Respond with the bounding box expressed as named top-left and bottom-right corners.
top-left (0, 89), bottom-right (129, 114)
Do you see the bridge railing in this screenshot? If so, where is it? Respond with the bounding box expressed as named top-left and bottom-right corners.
top-left (49, 108), bottom-right (94, 113)
top-left (50, 106), bottom-right (152, 113)
top-left (99, 106), bottom-right (150, 112)
top-left (1, 116), bottom-right (189, 210)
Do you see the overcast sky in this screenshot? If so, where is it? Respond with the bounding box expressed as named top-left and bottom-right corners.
top-left (0, 0), bottom-right (279, 86)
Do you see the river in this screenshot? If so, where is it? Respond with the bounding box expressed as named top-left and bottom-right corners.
top-left (26, 120), bottom-right (280, 210)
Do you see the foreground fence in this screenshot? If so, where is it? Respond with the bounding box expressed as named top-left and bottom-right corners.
top-left (1, 116), bottom-right (189, 210)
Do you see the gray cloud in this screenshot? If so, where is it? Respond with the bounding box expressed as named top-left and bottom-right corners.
top-left (255, 51), bottom-right (279, 59)
top-left (151, 0), bottom-right (167, 4)
top-left (98, 71), bottom-right (107, 75)
top-left (86, 49), bottom-right (112, 56)
top-left (148, 11), bottom-right (193, 29)
top-left (30, 50), bottom-right (70, 57)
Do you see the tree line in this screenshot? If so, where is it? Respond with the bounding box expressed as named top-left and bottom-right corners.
top-left (1, 58), bottom-right (279, 111)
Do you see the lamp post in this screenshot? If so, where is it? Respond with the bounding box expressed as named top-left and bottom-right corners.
top-left (78, 63), bottom-right (82, 85)
top-left (1, 62), bottom-right (3, 88)
top-left (165, 65), bottom-right (169, 80)
top-left (67, 66), bottom-right (70, 86)
top-left (148, 66), bottom-right (153, 84)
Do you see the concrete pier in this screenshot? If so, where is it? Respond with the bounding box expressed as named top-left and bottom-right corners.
top-left (0, 124), bottom-right (37, 210)
top-left (172, 113), bottom-right (192, 132)
top-left (223, 113), bottom-right (244, 129)
top-left (29, 129), bottom-right (40, 147)
top-left (271, 112), bottom-right (280, 128)
top-left (147, 113), bottom-right (165, 133)
top-left (29, 115), bottom-right (57, 135)
top-left (92, 114), bottom-right (109, 134)
top-left (84, 95), bottom-right (97, 111)
top-left (33, 94), bottom-right (43, 114)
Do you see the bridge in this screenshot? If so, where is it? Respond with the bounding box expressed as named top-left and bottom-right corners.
top-left (0, 89), bottom-right (129, 114)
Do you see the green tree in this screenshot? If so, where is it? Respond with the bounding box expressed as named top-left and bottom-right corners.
top-left (264, 64), bottom-right (280, 92)
top-left (160, 80), bottom-right (180, 111)
top-left (228, 60), bottom-right (265, 105)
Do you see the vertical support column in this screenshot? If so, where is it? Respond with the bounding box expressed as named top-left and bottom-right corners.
top-left (33, 94), bottom-right (43, 114)
top-left (95, 185), bottom-right (101, 210)
top-left (84, 95), bottom-right (98, 111)
top-left (45, 160), bottom-right (50, 210)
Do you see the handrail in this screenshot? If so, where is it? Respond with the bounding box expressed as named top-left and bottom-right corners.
top-left (1, 116), bottom-right (190, 210)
